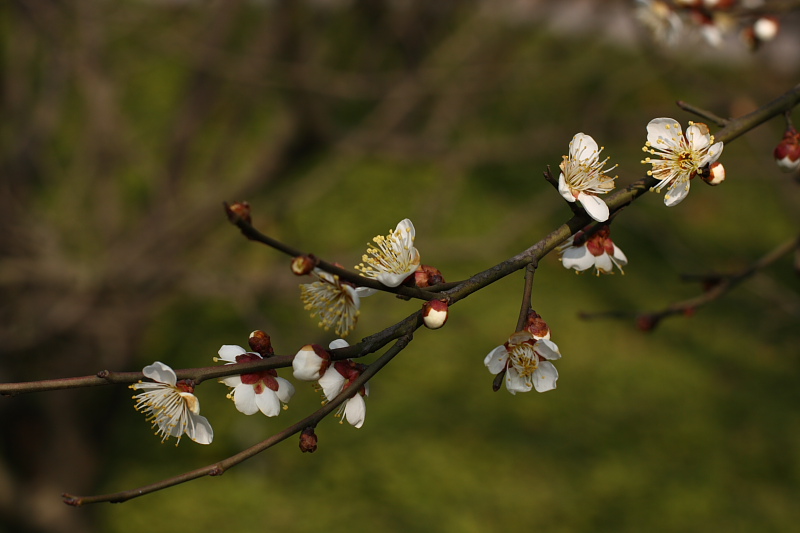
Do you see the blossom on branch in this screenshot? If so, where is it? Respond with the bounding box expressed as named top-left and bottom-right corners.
top-left (484, 331), bottom-right (561, 394)
top-left (558, 226), bottom-right (628, 275)
top-left (641, 118), bottom-right (724, 206)
top-left (300, 268), bottom-right (360, 337)
top-left (130, 361), bottom-right (213, 445)
top-left (318, 339), bottom-right (369, 428)
top-left (216, 345), bottom-right (295, 417)
top-left (355, 218), bottom-right (420, 290)
top-left (558, 132), bottom-right (617, 222)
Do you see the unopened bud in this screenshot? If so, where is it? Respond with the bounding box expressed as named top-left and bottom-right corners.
top-left (414, 264), bottom-right (446, 288)
top-left (299, 427), bottom-right (318, 453)
top-left (248, 330), bottom-right (274, 357)
top-left (422, 299), bottom-right (449, 329)
top-left (524, 310), bottom-right (551, 340)
top-left (291, 254), bottom-right (318, 276)
top-left (774, 129), bottom-right (800, 173)
top-left (701, 162), bottom-right (725, 186)
top-left (636, 314), bottom-right (659, 332)
top-left (292, 344), bottom-right (330, 381)
top-left (754, 17), bottom-right (779, 42)
top-left (224, 201), bottom-right (251, 224)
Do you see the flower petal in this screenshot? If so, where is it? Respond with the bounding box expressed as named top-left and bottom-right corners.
top-left (686, 124), bottom-right (711, 151)
top-left (561, 245), bottom-right (595, 271)
top-left (664, 179), bottom-right (690, 207)
top-left (329, 339), bottom-right (350, 350)
top-left (354, 287), bottom-right (378, 298)
top-left (535, 338), bottom-right (562, 361)
top-left (505, 367), bottom-right (532, 394)
top-left (702, 141), bottom-right (724, 166)
top-left (275, 377), bottom-right (295, 404)
top-left (142, 361), bottom-right (177, 386)
top-left (344, 394), bottom-right (367, 428)
top-left (232, 384), bottom-right (259, 415)
top-left (558, 173), bottom-right (576, 203)
top-left (577, 192), bottom-right (609, 222)
top-left (220, 375), bottom-right (242, 387)
top-left (319, 368), bottom-right (346, 400)
top-left (187, 413), bottom-right (214, 444)
top-left (570, 133), bottom-right (599, 164)
top-left (594, 252), bottom-right (614, 274)
top-left (532, 361), bottom-right (559, 392)
top-left (484, 345), bottom-right (509, 374)
top-left (647, 118), bottom-right (682, 149)
top-left (612, 245), bottom-right (628, 266)
top-left (217, 345), bottom-right (246, 362)
top-left (255, 389), bottom-right (281, 417)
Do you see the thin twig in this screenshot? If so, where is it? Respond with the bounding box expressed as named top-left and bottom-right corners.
top-left (676, 100), bottom-right (729, 127)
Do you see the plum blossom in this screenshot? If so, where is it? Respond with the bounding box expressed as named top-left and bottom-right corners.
top-left (484, 331), bottom-right (561, 394)
top-left (130, 361), bottom-right (213, 445)
top-left (318, 339), bottom-right (369, 428)
top-left (300, 268), bottom-right (360, 337)
top-left (558, 133), bottom-right (617, 222)
top-left (355, 219), bottom-right (420, 290)
top-left (215, 345), bottom-right (295, 417)
top-left (558, 226), bottom-right (627, 276)
top-left (641, 118), bottom-right (724, 206)
top-left (292, 344), bottom-right (331, 381)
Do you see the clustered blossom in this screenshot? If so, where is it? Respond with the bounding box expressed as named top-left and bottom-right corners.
top-left (559, 133), bottom-right (617, 222)
top-left (130, 361), bottom-right (213, 445)
top-left (216, 345), bottom-right (295, 417)
top-left (641, 118), bottom-right (724, 206)
top-left (484, 331), bottom-right (562, 394)
top-left (558, 226), bottom-right (628, 276)
top-left (293, 339), bottom-right (369, 428)
top-left (300, 268), bottom-right (361, 338)
top-left (355, 218), bottom-right (420, 290)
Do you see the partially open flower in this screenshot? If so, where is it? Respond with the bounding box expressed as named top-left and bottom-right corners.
top-left (700, 161), bottom-right (726, 186)
top-left (414, 264), bottom-right (445, 288)
top-left (558, 226), bottom-right (628, 275)
top-left (292, 344), bottom-right (331, 381)
top-left (130, 361), bottom-right (213, 445)
top-left (422, 299), bottom-right (449, 329)
top-left (642, 118), bottom-right (724, 206)
top-left (774, 128), bottom-right (800, 173)
top-left (355, 219), bottom-right (420, 288)
top-left (318, 339), bottom-right (369, 428)
top-left (558, 133), bottom-right (617, 222)
top-left (216, 345), bottom-right (295, 417)
top-left (484, 331), bottom-right (562, 394)
top-left (524, 309), bottom-right (551, 340)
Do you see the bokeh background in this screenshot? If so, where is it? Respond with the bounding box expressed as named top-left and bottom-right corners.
top-left (2, 1), bottom-right (800, 532)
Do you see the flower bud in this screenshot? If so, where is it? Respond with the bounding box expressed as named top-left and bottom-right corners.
top-left (292, 344), bottom-right (330, 381)
top-left (774, 129), bottom-right (800, 173)
top-left (524, 310), bottom-right (551, 340)
top-left (299, 427), bottom-right (318, 453)
top-left (701, 162), bottom-right (725, 186)
top-left (291, 254), bottom-right (318, 276)
top-left (422, 299), bottom-right (449, 329)
top-left (248, 330), bottom-right (274, 357)
top-left (414, 264), bottom-right (445, 288)
top-left (224, 201), bottom-right (251, 224)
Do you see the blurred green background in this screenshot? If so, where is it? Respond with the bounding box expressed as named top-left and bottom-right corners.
top-left (2, 1), bottom-right (799, 532)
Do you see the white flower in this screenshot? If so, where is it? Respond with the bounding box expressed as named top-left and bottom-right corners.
top-left (558, 226), bottom-right (627, 276)
top-left (558, 133), bottom-right (617, 222)
top-left (355, 219), bottom-right (421, 288)
top-left (642, 118), bottom-right (724, 206)
top-left (300, 268), bottom-right (360, 337)
top-left (484, 331), bottom-right (561, 394)
top-left (130, 361), bottom-right (213, 445)
top-left (318, 339), bottom-right (369, 428)
top-left (292, 344), bottom-right (331, 381)
top-left (216, 345), bottom-right (295, 417)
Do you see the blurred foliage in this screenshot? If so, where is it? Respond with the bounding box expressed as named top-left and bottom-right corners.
top-left (2, 1), bottom-right (800, 532)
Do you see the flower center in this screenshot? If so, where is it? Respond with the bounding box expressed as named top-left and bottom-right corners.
top-left (508, 344), bottom-right (539, 379)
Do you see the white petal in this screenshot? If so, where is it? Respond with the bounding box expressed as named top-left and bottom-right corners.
top-left (355, 287), bottom-right (378, 298)
top-left (292, 346), bottom-right (324, 381)
top-left (187, 413), bottom-right (214, 444)
top-left (395, 218), bottom-right (416, 241)
top-left (570, 133), bottom-right (599, 164)
top-left (558, 173), bottom-right (576, 203)
top-left (329, 339), bottom-right (349, 350)
top-left (275, 377), bottom-right (295, 404)
top-left (232, 384), bottom-right (259, 415)
top-left (611, 245), bottom-right (628, 266)
top-left (220, 375), bottom-right (242, 387)
top-left (646, 118), bottom-right (682, 148)
top-left (318, 368), bottom-right (346, 400)
top-left (142, 361), bottom-right (177, 386)
top-left (344, 394), bottom-right (367, 428)
top-left (505, 368), bottom-right (532, 394)
top-left (561, 245), bottom-right (595, 271)
top-left (484, 346), bottom-right (509, 374)
top-left (217, 345), bottom-right (246, 362)
top-left (686, 124), bottom-right (711, 152)
top-left (664, 179), bottom-right (690, 207)
top-left (535, 338), bottom-right (561, 361)
top-left (701, 141), bottom-right (724, 166)
top-left (594, 253), bottom-right (614, 274)
top-left (577, 192), bottom-right (610, 222)
top-left (376, 270), bottom-right (413, 287)
top-left (255, 388), bottom-right (281, 417)
top-left (532, 361), bottom-right (559, 392)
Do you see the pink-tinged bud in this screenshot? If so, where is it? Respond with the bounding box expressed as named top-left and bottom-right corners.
top-left (414, 264), bottom-right (446, 288)
top-left (248, 330), bottom-right (274, 357)
top-left (291, 254), bottom-right (318, 276)
top-left (299, 427), bottom-right (318, 453)
top-left (422, 300), bottom-right (449, 329)
top-left (292, 344), bottom-right (331, 381)
top-left (224, 201), bottom-right (251, 224)
top-left (774, 129), bottom-right (800, 173)
top-left (701, 162), bottom-right (726, 186)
